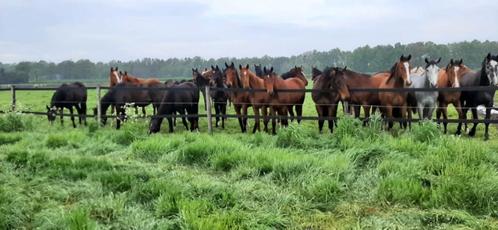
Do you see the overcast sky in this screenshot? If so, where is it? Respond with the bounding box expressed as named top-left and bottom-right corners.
top-left (1, 0), bottom-right (497, 63)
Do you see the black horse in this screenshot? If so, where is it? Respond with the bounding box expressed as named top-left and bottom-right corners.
top-left (149, 81), bottom-right (200, 133)
top-left (254, 64), bottom-right (264, 78)
top-left (46, 82), bottom-right (87, 128)
top-left (457, 53), bottom-right (498, 139)
top-left (210, 65), bottom-right (229, 128)
top-left (95, 82), bottom-right (152, 129)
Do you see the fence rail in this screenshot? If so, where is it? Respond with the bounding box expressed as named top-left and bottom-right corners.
top-left (2, 84), bottom-right (498, 133)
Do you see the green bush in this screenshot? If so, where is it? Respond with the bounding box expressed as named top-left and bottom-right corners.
top-left (45, 134), bottom-right (69, 148)
top-left (65, 207), bottom-right (97, 230)
top-left (131, 135), bottom-right (180, 162)
top-left (276, 124), bottom-right (310, 148)
top-left (0, 113), bottom-right (32, 132)
top-left (411, 121), bottom-right (441, 144)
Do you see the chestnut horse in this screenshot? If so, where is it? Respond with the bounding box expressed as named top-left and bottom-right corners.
top-left (278, 66), bottom-right (309, 123)
top-left (376, 55), bottom-right (413, 129)
top-left (239, 64), bottom-right (270, 133)
top-left (436, 59), bottom-right (467, 134)
top-left (224, 62), bottom-right (251, 132)
top-left (109, 67), bottom-right (123, 87)
top-left (312, 67), bottom-right (350, 133)
top-left (263, 66), bottom-right (307, 134)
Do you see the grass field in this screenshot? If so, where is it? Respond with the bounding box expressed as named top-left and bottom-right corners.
top-left (1, 89), bottom-right (498, 229)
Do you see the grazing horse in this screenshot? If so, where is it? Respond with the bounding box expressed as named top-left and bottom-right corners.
top-left (96, 83), bottom-right (152, 129)
top-left (224, 63), bottom-right (251, 132)
top-left (377, 55), bottom-right (413, 129)
top-left (408, 58), bottom-right (441, 120)
top-left (312, 67), bottom-right (350, 133)
top-left (239, 64), bottom-right (271, 133)
top-left (149, 81), bottom-right (200, 133)
top-left (278, 66), bottom-right (309, 123)
top-left (263, 66), bottom-right (307, 134)
top-left (46, 82), bottom-right (87, 128)
top-left (254, 64), bottom-right (265, 78)
top-left (209, 66), bottom-right (229, 128)
top-left (436, 59), bottom-right (466, 134)
top-left (457, 53), bottom-right (498, 139)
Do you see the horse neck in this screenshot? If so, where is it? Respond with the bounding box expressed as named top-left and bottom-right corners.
top-left (248, 72), bottom-right (264, 88)
top-left (388, 65), bottom-right (405, 87)
top-left (296, 74), bottom-right (308, 86)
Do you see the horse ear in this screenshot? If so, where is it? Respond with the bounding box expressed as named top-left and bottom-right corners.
top-left (436, 57), bottom-right (441, 64)
top-left (239, 64), bottom-right (242, 70)
top-left (450, 59), bottom-right (454, 65)
top-left (245, 64), bottom-right (249, 69)
top-left (230, 62), bottom-right (234, 68)
top-left (263, 67), bottom-right (267, 73)
top-left (270, 67), bottom-right (274, 73)
top-left (192, 68), bottom-right (196, 73)
top-left (211, 65), bottom-right (215, 70)
top-left (487, 53), bottom-right (492, 60)
top-left (459, 59), bottom-right (463, 65)
top-left (216, 65), bottom-right (220, 71)
top-left (343, 66), bottom-right (347, 71)
top-left (110, 67), bottom-right (114, 71)
top-left (115, 67), bottom-right (118, 71)
top-left (400, 55), bottom-right (405, 61)
top-left (425, 58), bottom-right (429, 64)
top-left (225, 62), bottom-right (229, 68)
top-left (407, 55), bottom-right (412, 61)
top-left (124, 71), bottom-right (128, 75)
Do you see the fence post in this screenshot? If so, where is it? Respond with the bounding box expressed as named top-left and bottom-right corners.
top-left (96, 85), bottom-right (102, 126)
top-left (205, 86), bottom-right (213, 134)
top-left (10, 85), bottom-right (16, 112)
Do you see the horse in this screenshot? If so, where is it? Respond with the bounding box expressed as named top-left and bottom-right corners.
top-left (149, 81), bottom-right (199, 133)
top-left (410, 66), bottom-right (425, 76)
top-left (312, 66), bottom-right (322, 82)
top-left (457, 53), bottom-right (498, 139)
top-left (96, 82), bottom-right (152, 129)
top-left (408, 58), bottom-right (441, 120)
top-left (278, 66), bottom-right (309, 123)
top-left (263, 66), bottom-right (307, 134)
top-left (312, 67), bottom-right (350, 133)
top-left (224, 62), bottom-right (251, 132)
top-left (46, 82), bottom-right (87, 128)
top-left (436, 59), bottom-right (467, 134)
top-left (193, 68), bottom-right (210, 110)
top-left (377, 55), bottom-right (413, 129)
top-left (254, 64), bottom-right (265, 78)
top-left (239, 64), bottom-right (271, 133)
top-left (109, 67), bottom-right (123, 87)
top-left (209, 65), bottom-right (229, 129)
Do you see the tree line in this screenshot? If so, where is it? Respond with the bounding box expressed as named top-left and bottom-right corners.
top-left (1, 40), bottom-right (498, 84)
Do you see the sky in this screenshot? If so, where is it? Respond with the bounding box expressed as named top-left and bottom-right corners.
top-left (1, 0), bottom-right (497, 63)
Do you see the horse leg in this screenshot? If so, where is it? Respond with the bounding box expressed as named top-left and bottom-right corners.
top-left (401, 104), bottom-right (407, 130)
top-left (354, 105), bottom-right (361, 119)
top-left (417, 103), bottom-right (424, 121)
top-left (329, 104), bottom-right (338, 133)
top-left (385, 105), bottom-right (393, 130)
top-left (214, 103), bottom-right (220, 128)
top-left (81, 102), bottom-right (87, 126)
top-left (287, 105), bottom-right (295, 122)
top-left (468, 107), bottom-right (478, 137)
top-left (442, 106), bottom-right (449, 134)
top-left (455, 101), bottom-right (464, 136)
top-left (252, 106), bottom-right (260, 133)
top-left (69, 107), bottom-right (76, 128)
top-left (181, 110), bottom-right (189, 130)
top-left (59, 108), bottom-right (64, 126)
top-left (235, 105), bottom-right (244, 133)
top-left (484, 106), bottom-right (491, 140)
top-left (262, 106), bottom-right (269, 133)
top-left (142, 106), bottom-right (146, 117)
top-left (242, 105), bottom-right (248, 133)
top-left (167, 116), bottom-right (174, 133)
top-left (363, 105), bottom-right (371, 126)
top-left (270, 107), bottom-right (277, 135)
top-left (296, 104), bottom-right (303, 124)
top-left (316, 105), bottom-right (325, 133)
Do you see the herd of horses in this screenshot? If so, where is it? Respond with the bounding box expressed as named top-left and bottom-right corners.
top-left (45, 53), bottom-right (498, 139)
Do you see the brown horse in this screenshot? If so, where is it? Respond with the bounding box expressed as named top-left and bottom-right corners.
top-left (436, 59), bottom-right (468, 134)
top-left (239, 64), bottom-right (270, 133)
top-left (263, 66), bottom-right (307, 134)
top-left (109, 67), bottom-right (123, 87)
top-left (224, 62), bottom-right (252, 132)
top-left (277, 66), bottom-right (308, 123)
top-left (312, 67), bottom-right (350, 133)
top-left (311, 66), bottom-right (322, 82)
top-left (122, 71), bottom-right (161, 87)
top-left (377, 55), bottom-right (413, 129)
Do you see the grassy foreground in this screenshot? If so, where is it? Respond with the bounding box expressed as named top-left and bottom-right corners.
top-left (1, 112), bottom-right (498, 229)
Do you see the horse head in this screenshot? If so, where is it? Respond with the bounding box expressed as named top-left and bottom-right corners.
top-left (424, 57), bottom-right (441, 88)
top-left (224, 62), bottom-right (239, 88)
top-left (192, 68), bottom-right (208, 87)
top-left (312, 66), bottom-right (322, 82)
top-left (239, 64), bottom-right (252, 89)
top-left (484, 53), bottom-right (498, 86)
top-left (332, 67), bottom-right (351, 101)
top-left (254, 64), bottom-right (264, 77)
top-left (391, 55), bottom-right (412, 86)
top-left (110, 67), bottom-right (123, 84)
top-left (46, 105), bottom-right (57, 124)
top-left (446, 59), bottom-right (463, 88)
top-left (263, 66), bottom-right (275, 95)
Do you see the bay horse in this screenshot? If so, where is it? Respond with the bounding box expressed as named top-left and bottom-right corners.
top-left (408, 58), bottom-right (441, 120)
top-left (457, 53), bottom-right (498, 139)
top-left (224, 63), bottom-right (251, 132)
top-left (109, 67), bottom-right (123, 87)
top-left (263, 66), bottom-right (307, 134)
top-left (46, 82), bottom-right (87, 128)
top-left (149, 81), bottom-right (199, 133)
top-left (239, 64), bottom-right (270, 133)
top-left (96, 82), bottom-right (152, 129)
top-left (312, 67), bottom-right (350, 133)
top-left (436, 59), bottom-right (467, 134)
top-left (120, 71), bottom-right (161, 116)
top-left (377, 55), bottom-right (413, 129)
top-left (279, 66), bottom-right (309, 123)
top-left (193, 68), bottom-right (210, 110)
top-left (209, 65), bottom-right (229, 129)
top-left (312, 66), bottom-right (322, 82)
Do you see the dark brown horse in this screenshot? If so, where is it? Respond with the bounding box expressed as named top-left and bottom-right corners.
top-left (377, 55), bottom-right (413, 129)
top-left (312, 67), bottom-right (350, 133)
top-left (311, 66), bottom-right (322, 82)
top-left (436, 59), bottom-right (468, 134)
top-left (209, 65), bottom-right (229, 129)
top-left (46, 82), bottom-right (87, 128)
top-left (240, 64), bottom-right (270, 133)
top-left (263, 66), bottom-right (307, 134)
top-left (224, 63), bottom-right (251, 132)
top-left (254, 64), bottom-right (264, 78)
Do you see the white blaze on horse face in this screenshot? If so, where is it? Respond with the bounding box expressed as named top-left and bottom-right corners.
top-left (453, 66), bottom-right (460, 87)
top-left (489, 60), bottom-right (498, 85)
top-left (426, 65), bottom-right (439, 87)
top-left (113, 71), bottom-right (123, 83)
top-left (403, 62), bottom-right (411, 84)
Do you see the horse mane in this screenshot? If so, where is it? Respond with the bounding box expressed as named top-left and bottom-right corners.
top-left (387, 62), bottom-right (402, 84)
top-left (281, 69), bottom-right (295, 79)
top-left (343, 69), bottom-right (371, 78)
